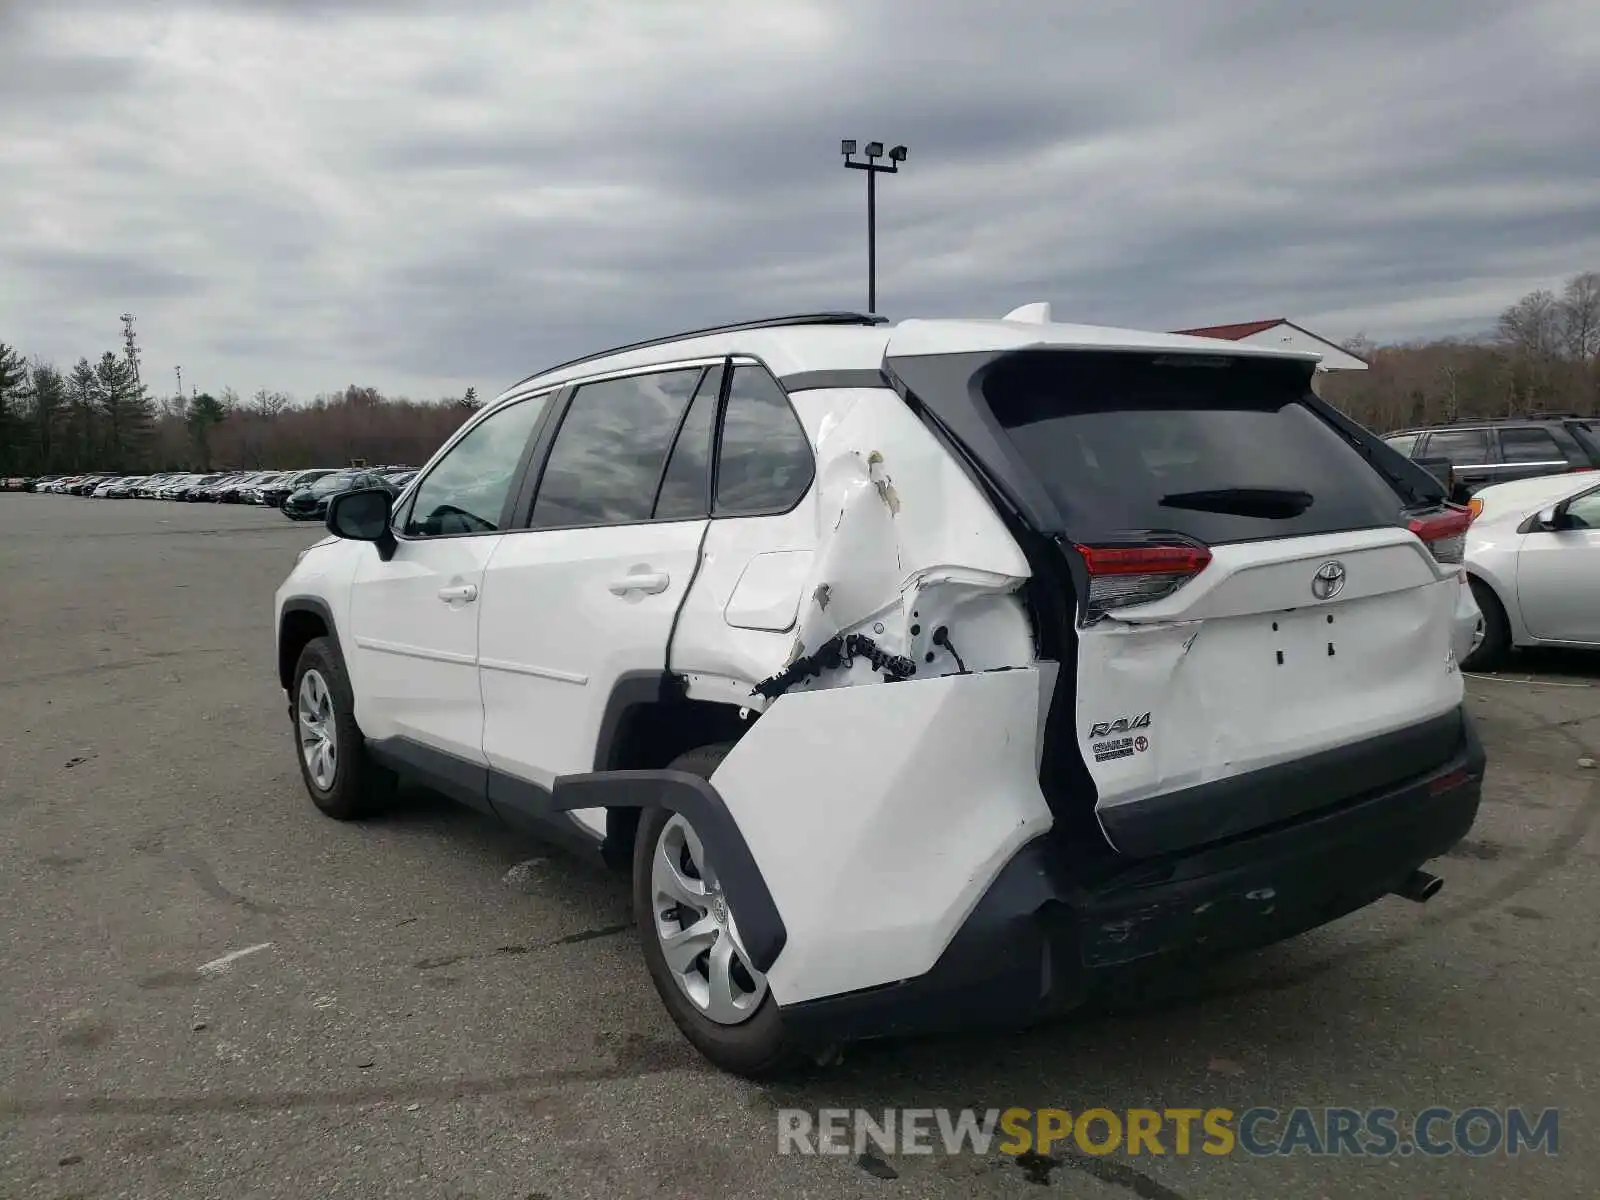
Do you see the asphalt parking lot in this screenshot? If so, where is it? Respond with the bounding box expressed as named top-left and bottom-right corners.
top-left (1, 495), bottom-right (1596, 1200)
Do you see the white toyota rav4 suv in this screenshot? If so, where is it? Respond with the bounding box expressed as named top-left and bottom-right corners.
top-left (274, 307), bottom-right (1485, 1076)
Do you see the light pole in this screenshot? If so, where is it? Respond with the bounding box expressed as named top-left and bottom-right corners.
top-left (841, 140), bottom-right (907, 314)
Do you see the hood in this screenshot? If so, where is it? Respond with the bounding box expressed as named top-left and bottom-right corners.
top-left (296, 533), bottom-right (338, 563)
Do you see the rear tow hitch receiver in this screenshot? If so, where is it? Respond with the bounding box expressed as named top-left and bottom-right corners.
top-left (1393, 868), bottom-right (1444, 904)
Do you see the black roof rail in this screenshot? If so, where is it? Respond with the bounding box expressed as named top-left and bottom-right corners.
top-left (509, 312), bottom-right (890, 390)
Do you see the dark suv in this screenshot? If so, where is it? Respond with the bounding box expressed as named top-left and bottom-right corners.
top-left (1382, 415), bottom-right (1600, 497)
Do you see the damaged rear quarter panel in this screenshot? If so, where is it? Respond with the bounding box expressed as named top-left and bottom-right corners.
top-left (670, 386), bottom-right (1037, 702)
top-left (707, 665), bottom-right (1056, 1005)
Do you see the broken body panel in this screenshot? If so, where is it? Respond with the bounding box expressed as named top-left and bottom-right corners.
top-left (668, 383), bottom-right (1037, 706)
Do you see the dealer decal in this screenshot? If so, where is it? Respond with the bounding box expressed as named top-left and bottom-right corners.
top-left (1092, 737), bottom-right (1137, 762)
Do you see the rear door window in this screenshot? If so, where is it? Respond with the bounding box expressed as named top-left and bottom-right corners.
top-left (1418, 429), bottom-right (1490, 466)
top-left (1497, 426), bottom-right (1565, 464)
top-left (979, 351), bottom-right (1408, 545)
top-left (713, 366), bottom-right (815, 515)
top-left (529, 368), bottom-right (704, 529)
top-left (651, 367), bottom-right (721, 521)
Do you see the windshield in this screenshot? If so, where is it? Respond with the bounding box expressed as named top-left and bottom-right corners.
top-left (978, 351), bottom-right (1409, 545)
top-left (310, 472), bottom-right (361, 495)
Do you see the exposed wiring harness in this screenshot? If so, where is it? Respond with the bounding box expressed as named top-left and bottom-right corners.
top-left (752, 633), bottom-right (917, 700)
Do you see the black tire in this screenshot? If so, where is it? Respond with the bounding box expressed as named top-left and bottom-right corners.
top-left (290, 636), bottom-right (395, 820)
top-left (1463, 576), bottom-right (1511, 672)
top-left (632, 743), bottom-right (797, 1079)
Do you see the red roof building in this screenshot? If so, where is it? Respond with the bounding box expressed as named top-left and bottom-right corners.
top-left (1172, 318), bottom-right (1369, 373)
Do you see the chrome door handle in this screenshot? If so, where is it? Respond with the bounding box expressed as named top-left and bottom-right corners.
top-left (437, 583), bottom-right (478, 603)
top-left (609, 570), bottom-right (670, 596)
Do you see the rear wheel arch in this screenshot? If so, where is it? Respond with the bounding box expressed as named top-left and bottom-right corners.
top-left (592, 671), bottom-right (751, 869)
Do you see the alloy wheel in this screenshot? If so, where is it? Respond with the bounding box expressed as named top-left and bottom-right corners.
top-left (651, 812), bottom-right (768, 1025)
top-left (297, 668), bottom-right (338, 790)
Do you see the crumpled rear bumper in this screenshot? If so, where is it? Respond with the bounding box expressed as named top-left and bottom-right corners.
top-left (778, 705), bottom-right (1483, 1046)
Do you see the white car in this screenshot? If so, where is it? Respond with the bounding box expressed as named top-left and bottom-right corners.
top-left (1462, 472), bottom-right (1600, 669)
top-left (274, 306), bottom-right (1485, 1076)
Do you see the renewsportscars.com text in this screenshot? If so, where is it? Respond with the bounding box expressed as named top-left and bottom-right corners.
top-left (777, 1106), bottom-right (1559, 1159)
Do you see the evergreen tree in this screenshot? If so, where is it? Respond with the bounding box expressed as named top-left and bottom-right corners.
top-left (187, 392), bottom-right (227, 469)
top-left (0, 342), bottom-right (26, 474)
top-left (65, 358), bottom-right (98, 469)
top-left (91, 349), bottom-right (155, 467)
top-left (28, 361), bottom-right (67, 473)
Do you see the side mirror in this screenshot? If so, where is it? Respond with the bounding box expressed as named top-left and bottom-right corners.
top-left (1536, 504), bottom-right (1563, 530)
top-left (327, 487), bottom-right (396, 560)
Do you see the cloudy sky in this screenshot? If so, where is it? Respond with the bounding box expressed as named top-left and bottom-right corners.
top-left (3, 0), bottom-right (1598, 402)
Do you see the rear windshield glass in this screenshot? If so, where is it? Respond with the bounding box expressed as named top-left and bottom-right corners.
top-left (980, 351), bottom-right (1407, 545)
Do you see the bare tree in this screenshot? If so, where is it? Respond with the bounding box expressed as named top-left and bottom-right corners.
top-left (252, 388), bottom-right (290, 417)
top-left (1341, 332), bottom-right (1377, 361)
top-left (1560, 271), bottom-right (1600, 361)
top-left (1497, 289), bottom-right (1562, 359)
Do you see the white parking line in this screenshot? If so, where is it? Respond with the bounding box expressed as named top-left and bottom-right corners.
top-left (1464, 672), bottom-right (1593, 688)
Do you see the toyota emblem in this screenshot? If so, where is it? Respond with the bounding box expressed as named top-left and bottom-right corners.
top-left (1311, 560), bottom-right (1347, 600)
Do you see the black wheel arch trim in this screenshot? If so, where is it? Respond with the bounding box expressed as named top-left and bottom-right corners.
top-left (278, 595), bottom-right (341, 689)
top-left (593, 669), bottom-right (686, 771)
top-left (550, 768), bottom-right (788, 973)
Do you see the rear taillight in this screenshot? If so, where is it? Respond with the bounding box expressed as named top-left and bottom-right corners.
top-left (1074, 543), bottom-right (1212, 622)
top-left (1408, 506), bottom-right (1472, 566)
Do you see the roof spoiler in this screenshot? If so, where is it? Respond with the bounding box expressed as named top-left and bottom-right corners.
top-left (1002, 302), bottom-right (1053, 323)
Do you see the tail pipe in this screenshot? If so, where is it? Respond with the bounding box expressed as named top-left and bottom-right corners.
top-left (1393, 868), bottom-right (1443, 904)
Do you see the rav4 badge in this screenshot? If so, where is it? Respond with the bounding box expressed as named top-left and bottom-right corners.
top-left (1087, 712), bottom-right (1151, 739)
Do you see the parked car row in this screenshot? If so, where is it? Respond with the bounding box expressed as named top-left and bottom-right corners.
top-left (25, 467), bottom-right (417, 515)
top-left (1382, 413), bottom-right (1600, 499)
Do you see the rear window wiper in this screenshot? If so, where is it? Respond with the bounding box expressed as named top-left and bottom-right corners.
top-left (1158, 487), bottom-right (1314, 518)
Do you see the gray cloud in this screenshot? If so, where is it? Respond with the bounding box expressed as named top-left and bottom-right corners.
top-left (11, 248), bottom-right (207, 302)
top-left (1, 0), bottom-right (1597, 401)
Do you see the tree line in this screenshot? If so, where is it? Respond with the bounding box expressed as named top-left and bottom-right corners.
top-left (1319, 270), bottom-right (1600, 432)
top-left (0, 316), bottom-right (480, 477)
top-left (5, 273), bottom-right (1597, 478)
